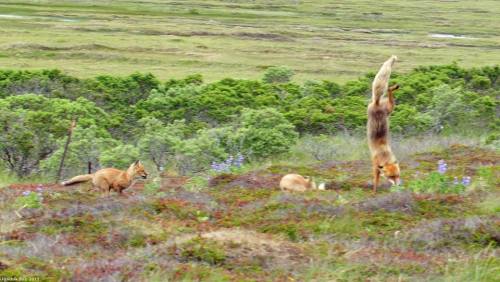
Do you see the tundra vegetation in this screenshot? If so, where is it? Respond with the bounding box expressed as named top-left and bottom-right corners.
top-left (0, 63), bottom-right (498, 281)
top-left (0, 0), bottom-right (499, 82)
top-left (0, 0), bottom-right (499, 281)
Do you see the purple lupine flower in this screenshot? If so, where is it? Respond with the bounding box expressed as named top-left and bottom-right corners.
top-left (437, 160), bottom-right (447, 174)
top-left (22, 191), bottom-right (31, 196)
top-left (234, 153), bottom-right (245, 168)
top-left (212, 153), bottom-right (245, 173)
top-left (211, 161), bottom-right (218, 170)
top-left (461, 176), bottom-right (471, 186)
top-left (36, 184), bottom-right (43, 192)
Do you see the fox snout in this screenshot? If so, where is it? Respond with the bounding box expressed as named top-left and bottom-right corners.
top-left (388, 177), bottom-right (401, 186)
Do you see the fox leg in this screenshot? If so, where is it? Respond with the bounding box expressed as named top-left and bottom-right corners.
top-left (386, 84), bottom-right (400, 113)
top-left (372, 165), bottom-right (381, 193)
top-left (95, 181), bottom-right (110, 197)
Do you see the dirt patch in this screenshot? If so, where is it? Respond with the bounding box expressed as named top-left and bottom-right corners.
top-left (401, 215), bottom-right (500, 250)
top-left (233, 32), bottom-right (290, 41)
top-left (159, 189), bottom-right (219, 211)
top-left (209, 172), bottom-right (282, 189)
top-left (160, 175), bottom-right (189, 189)
top-left (0, 260), bottom-right (8, 270)
top-left (319, 160), bottom-right (373, 189)
top-left (414, 144), bottom-right (500, 172)
top-left (354, 192), bottom-right (416, 213)
top-left (170, 229), bottom-right (307, 270)
top-left (8, 183), bottom-right (62, 190)
top-left (347, 246), bottom-right (442, 267)
top-left (270, 193), bottom-right (345, 217)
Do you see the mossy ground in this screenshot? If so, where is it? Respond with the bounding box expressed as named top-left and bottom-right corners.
top-left (0, 144), bottom-right (498, 281)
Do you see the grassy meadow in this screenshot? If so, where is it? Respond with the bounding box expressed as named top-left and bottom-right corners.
top-left (0, 0), bottom-right (499, 82)
top-left (0, 136), bottom-right (499, 281)
top-left (0, 1), bottom-right (499, 281)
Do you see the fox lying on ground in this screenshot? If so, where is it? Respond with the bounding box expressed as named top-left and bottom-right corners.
top-left (280, 174), bottom-right (325, 192)
top-left (367, 55), bottom-right (401, 192)
top-left (61, 160), bottom-right (148, 195)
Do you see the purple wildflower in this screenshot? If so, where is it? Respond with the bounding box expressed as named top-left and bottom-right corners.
top-left (437, 160), bottom-right (448, 174)
top-left (461, 176), bottom-right (471, 186)
top-left (234, 153), bottom-right (245, 168)
top-left (22, 191), bottom-right (31, 196)
top-left (211, 153), bottom-right (245, 173)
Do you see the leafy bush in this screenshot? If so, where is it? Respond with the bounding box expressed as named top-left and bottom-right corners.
top-left (262, 66), bottom-right (294, 84)
top-left (100, 144), bottom-right (140, 169)
top-left (232, 108), bottom-right (298, 160)
top-left (40, 125), bottom-right (118, 178)
top-left (175, 127), bottom-right (229, 174)
top-left (0, 64), bottom-right (497, 177)
top-left (0, 95), bottom-right (107, 176)
top-left (137, 117), bottom-right (186, 171)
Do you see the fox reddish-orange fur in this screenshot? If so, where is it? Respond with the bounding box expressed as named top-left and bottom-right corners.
top-left (61, 160), bottom-right (148, 195)
top-left (367, 55), bottom-right (401, 192)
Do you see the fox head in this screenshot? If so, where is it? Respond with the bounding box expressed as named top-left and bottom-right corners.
top-left (131, 160), bottom-right (148, 179)
top-left (304, 176), bottom-right (326, 190)
top-left (304, 176), bottom-right (315, 189)
top-left (379, 162), bottom-right (400, 186)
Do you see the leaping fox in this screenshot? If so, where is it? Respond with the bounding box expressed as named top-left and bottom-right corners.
top-left (367, 55), bottom-right (401, 192)
top-left (61, 160), bottom-right (148, 195)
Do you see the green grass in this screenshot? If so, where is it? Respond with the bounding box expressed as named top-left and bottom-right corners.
top-left (0, 0), bottom-right (499, 82)
top-left (0, 141), bottom-right (498, 280)
top-left (0, 171), bottom-right (51, 188)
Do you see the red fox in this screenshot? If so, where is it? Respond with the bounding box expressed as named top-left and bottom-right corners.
top-left (279, 174), bottom-right (325, 192)
top-left (367, 55), bottom-right (401, 192)
top-left (61, 160), bottom-right (148, 195)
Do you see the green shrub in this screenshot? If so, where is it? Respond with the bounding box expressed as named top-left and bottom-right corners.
top-left (100, 144), bottom-right (140, 168)
top-left (262, 66), bottom-right (294, 84)
top-left (232, 108), bottom-right (298, 160)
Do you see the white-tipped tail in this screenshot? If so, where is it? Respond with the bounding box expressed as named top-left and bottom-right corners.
top-left (61, 174), bottom-right (93, 186)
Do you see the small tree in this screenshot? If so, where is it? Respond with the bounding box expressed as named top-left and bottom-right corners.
top-left (100, 144), bottom-right (140, 169)
top-left (263, 66), bottom-right (294, 84)
top-left (174, 127), bottom-right (229, 175)
top-left (40, 125), bottom-right (118, 178)
top-left (137, 117), bottom-right (185, 171)
top-left (232, 108), bottom-right (298, 159)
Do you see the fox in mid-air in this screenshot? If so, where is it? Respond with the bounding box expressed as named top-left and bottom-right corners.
top-left (367, 55), bottom-right (401, 192)
top-left (61, 160), bottom-right (148, 195)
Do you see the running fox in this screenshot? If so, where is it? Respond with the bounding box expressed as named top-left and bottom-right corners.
top-left (61, 160), bottom-right (148, 195)
top-left (367, 55), bottom-right (401, 192)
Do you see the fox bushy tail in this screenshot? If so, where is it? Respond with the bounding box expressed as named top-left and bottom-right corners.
top-left (372, 55), bottom-right (397, 104)
top-left (61, 174), bottom-right (94, 186)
